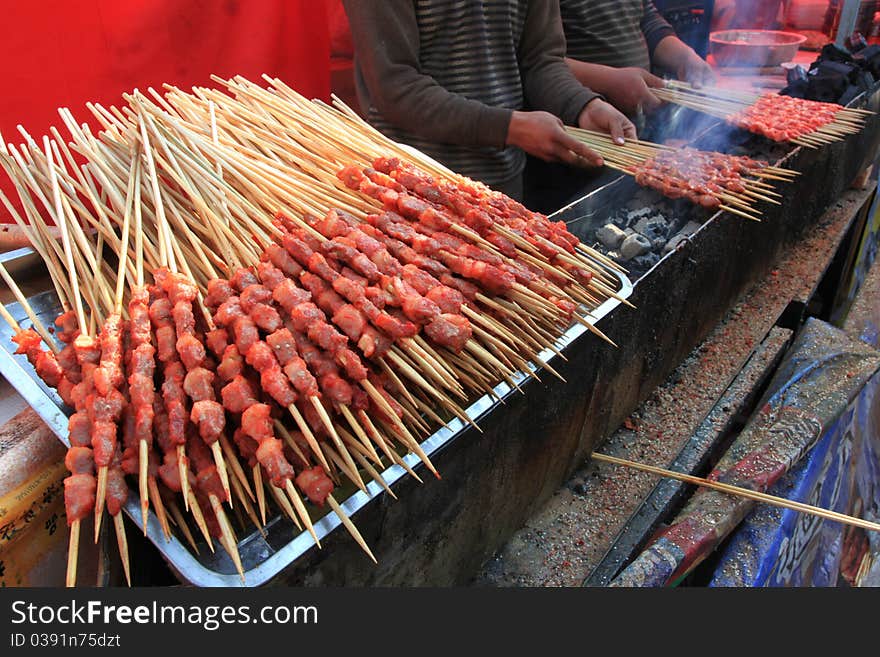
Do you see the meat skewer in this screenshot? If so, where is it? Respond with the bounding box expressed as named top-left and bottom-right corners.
top-left (249, 247), bottom-right (439, 476)
top-left (37, 138), bottom-right (108, 587)
top-left (224, 377), bottom-right (321, 546)
top-left (207, 275), bottom-right (338, 475)
top-left (136, 109), bottom-right (244, 570)
top-left (155, 266), bottom-right (230, 501)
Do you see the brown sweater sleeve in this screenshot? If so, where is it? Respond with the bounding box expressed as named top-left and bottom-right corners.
top-left (518, 0), bottom-right (602, 126)
top-left (342, 0), bottom-right (512, 148)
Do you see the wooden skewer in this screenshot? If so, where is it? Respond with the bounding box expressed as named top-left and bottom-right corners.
top-left (147, 475), bottom-right (172, 540)
top-left (267, 480), bottom-right (300, 528)
top-left (65, 520), bottom-right (80, 588)
top-left (165, 494), bottom-right (199, 553)
top-left (591, 452), bottom-right (880, 534)
top-left (208, 493), bottom-right (245, 582)
top-left (253, 464), bottom-right (266, 525)
top-left (283, 480), bottom-right (322, 547)
top-left (0, 260), bottom-right (58, 352)
top-left (113, 513), bottom-right (131, 586)
top-left (326, 494), bottom-right (376, 563)
top-left (187, 491), bottom-right (214, 553)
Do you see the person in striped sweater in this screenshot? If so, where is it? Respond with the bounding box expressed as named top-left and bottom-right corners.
top-left (561, 0), bottom-right (715, 116)
top-left (342, 0), bottom-right (636, 201)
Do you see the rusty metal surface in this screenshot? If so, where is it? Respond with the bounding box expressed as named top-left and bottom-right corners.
top-left (609, 318), bottom-right (880, 586)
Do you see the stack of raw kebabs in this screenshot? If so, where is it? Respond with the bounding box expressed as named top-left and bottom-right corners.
top-left (0, 75), bottom-right (627, 586)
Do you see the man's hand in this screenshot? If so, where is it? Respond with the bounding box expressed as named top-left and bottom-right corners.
top-left (655, 36), bottom-right (716, 88)
top-left (506, 110), bottom-right (604, 167)
top-left (602, 67), bottom-right (664, 116)
top-left (577, 99), bottom-right (638, 144)
top-left (676, 50), bottom-right (716, 88)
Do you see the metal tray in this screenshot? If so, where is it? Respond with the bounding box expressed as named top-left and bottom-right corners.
top-left (0, 248), bottom-right (633, 586)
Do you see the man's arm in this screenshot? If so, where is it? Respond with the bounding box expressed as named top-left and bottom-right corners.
top-left (517, 0), bottom-right (600, 125)
top-left (642, 1), bottom-right (715, 86)
top-left (342, 0), bottom-right (511, 148)
top-left (565, 58), bottom-right (664, 115)
top-left (517, 0), bottom-right (636, 145)
top-left (640, 0), bottom-right (676, 58)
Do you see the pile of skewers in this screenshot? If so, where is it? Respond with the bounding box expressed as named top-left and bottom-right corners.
top-left (565, 128), bottom-right (797, 222)
top-left (0, 75), bottom-right (628, 586)
top-left (653, 81), bottom-right (872, 148)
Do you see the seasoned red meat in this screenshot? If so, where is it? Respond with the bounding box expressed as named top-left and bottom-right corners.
top-left (166, 400), bottom-right (188, 447)
top-left (320, 373), bottom-right (353, 406)
top-left (55, 310), bottom-right (80, 344)
top-left (172, 301), bottom-right (195, 337)
top-left (250, 303), bottom-right (283, 333)
top-left (105, 466), bottom-right (128, 516)
top-left (217, 345), bottom-right (244, 382)
top-left (176, 334), bottom-right (206, 370)
top-left (158, 451), bottom-right (187, 492)
top-left (191, 400), bottom-right (225, 443)
top-left (196, 465), bottom-right (228, 500)
top-left (332, 305), bottom-right (367, 342)
top-left (357, 327), bottom-right (392, 359)
top-left (256, 261), bottom-right (287, 292)
top-left (230, 429), bottom-right (257, 469)
top-left (183, 367), bottom-right (215, 402)
top-left (91, 421), bottom-right (118, 467)
top-left (221, 376), bottom-right (259, 414)
top-left (92, 389), bottom-right (125, 422)
top-left (256, 438), bottom-right (294, 487)
top-left (266, 329), bottom-right (298, 364)
top-left (205, 278), bottom-right (235, 309)
top-left (295, 466), bottom-right (334, 506)
top-left (425, 314), bottom-right (472, 353)
top-left (263, 243), bottom-right (304, 279)
top-left (231, 316), bottom-right (260, 355)
top-left (239, 284), bottom-right (273, 311)
top-left (65, 446), bottom-right (94, 475)
top-left (231, 268), bottom-right (260, 292)
top-left (64, 473), bottom-right (96, 523)
top-left (148, 297), bottom-right (173, 326)
top-left (306, 320), bottom-right (349, 354)
top-left (215, 297), bottom-right (244, 328)
top-left (57, 344), bottom-right (81, 379)
top-left (34, 350), bottom-right (64, 388)
top-left (205, 328), bottom-right (229, 358)
top-left (283, 360), bottom-right (320, 398)
top-left (134, 405), bottom-right (154, 446)
top-left (272, 279), bottom-right (311, 311)
top-left (57, 377), bottom-right (76, 407)
top-left (129, 372), bottom-right (155, 410)
top-left (244, 341), bottom-right (276, 372)
top-left (155, 326), bottom-right (178, 363)
top-left (241, 403), bottom-right (273, 442)
top-left (261, 367), bottom-right (297, 407)
top-left (335, 348), bottom-right (368, 381)
top-left (425, 286), bottom-right (465, 314)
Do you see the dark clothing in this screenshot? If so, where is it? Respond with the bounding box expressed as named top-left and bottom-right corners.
top-left (343, 0), bottom-right (599, 188)
top-left (560, 0), bottom-right (675, 69)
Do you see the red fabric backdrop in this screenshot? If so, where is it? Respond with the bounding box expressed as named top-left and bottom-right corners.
top-left (0, 0), bottom-right (330, 223)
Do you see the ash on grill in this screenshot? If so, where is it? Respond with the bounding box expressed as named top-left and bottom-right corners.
top-left (590, 190), bottom-right (700, 281)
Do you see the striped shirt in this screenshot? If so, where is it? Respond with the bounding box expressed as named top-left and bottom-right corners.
top-left (560, 0), bottom-right (675, 70)
top-left (343, 0), bottom-right (598, 188)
